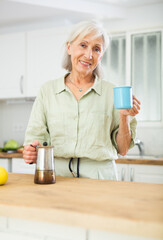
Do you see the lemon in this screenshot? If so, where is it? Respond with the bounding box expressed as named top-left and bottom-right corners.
top-left (0, 166), bottom-right (8, 185)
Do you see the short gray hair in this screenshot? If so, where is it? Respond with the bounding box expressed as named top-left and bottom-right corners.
top-left (62, 20), bottom-right (109, 79)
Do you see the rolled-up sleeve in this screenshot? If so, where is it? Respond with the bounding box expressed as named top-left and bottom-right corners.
top-left (24, 87), bottom-right (50, 146)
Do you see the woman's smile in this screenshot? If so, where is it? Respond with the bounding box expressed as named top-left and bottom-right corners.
top-left (79, 60), bottom-right (92, 67)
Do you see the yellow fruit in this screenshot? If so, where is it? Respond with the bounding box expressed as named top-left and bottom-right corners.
top-left (0, 166), bottom-right (8, 185)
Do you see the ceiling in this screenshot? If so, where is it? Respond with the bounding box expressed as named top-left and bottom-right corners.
top-left (0, 0), bottom-right (163, 28)
top-left (85, 0), bottom-right (163, 7)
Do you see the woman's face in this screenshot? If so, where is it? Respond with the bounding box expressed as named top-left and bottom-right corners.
top-left (67, 33), bottom-right (104, 76)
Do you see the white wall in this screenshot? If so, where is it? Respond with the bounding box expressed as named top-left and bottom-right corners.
top-left (128, 126), bottom-right (163, 156)
top-left (0, 100), bottom-right (34, 147)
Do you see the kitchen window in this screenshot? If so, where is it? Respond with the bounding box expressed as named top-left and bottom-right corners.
top-left (102, 30), bottom-right (162, 125)
top-left (132, 32), bottom-right (162, 122)
top-left (102, 36), bottom-right (126, 86)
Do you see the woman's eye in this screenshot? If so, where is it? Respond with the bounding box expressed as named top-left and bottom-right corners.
top-left (95, 47), bottom-right (100, 52)
top-left (80, 43), bottom-right (86, 48)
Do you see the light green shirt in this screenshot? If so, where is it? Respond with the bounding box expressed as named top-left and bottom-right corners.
top-left (24, 74), bottom-right (137, 161)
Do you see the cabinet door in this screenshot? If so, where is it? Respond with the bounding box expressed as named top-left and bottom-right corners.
top-left (0, 32), bottom-right (26, 98)
top-left (129, 164), bottom-right (163, 184)
top-left (27, 28), bottom-right (67, 97)
top-left (12, 158), bottom-right (35, 174)
top-left (116, 163), bottom-right (129, 181)
top-left (0, 158), bottom-right (11, 172)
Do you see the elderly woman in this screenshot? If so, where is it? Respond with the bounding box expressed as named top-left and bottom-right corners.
top-left (23, 20), bottom-right (140, 180)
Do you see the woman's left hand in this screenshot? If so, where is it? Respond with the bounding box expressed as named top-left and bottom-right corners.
top-left (120, 96), bottom-right (141, 117)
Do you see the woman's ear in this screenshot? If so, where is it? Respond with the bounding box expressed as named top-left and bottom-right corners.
top-left (66, 42), bottom-right (71, 55)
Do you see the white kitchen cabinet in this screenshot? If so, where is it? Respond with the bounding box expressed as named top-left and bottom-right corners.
top-left (26, 28), bottom-right (67, 97)
top-left (0, 32), bottom-right (26, 99)
top-left (116, 163), bottom-right (129, 181)
top-left (130, 164), bottom-right (163, 184)
top-left (0, 158), bottom-right (11, 172)
top-left (12, 158), bottom-right (35, 174)
top-left (116, 163), bottom-right (163, 184)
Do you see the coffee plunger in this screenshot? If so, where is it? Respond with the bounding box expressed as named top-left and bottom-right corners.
top-left (34, 142), bottom-right (55, 184)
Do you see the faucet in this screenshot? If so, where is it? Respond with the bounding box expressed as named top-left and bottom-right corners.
top-left (134, 138), bottom-right (145, 156)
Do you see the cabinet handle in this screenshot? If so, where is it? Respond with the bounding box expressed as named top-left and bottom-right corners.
top-left (130, 168), bottom-right (134, 182)
top-left (121, 168), bottom-right (125, 181)
top-left (20, 75), bottom-right (24, 94)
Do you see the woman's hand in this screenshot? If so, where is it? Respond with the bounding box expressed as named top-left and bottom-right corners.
top-left (23, 140), bottom-right (41, 164)
top-left (120, 96), bottom-right (141, 117)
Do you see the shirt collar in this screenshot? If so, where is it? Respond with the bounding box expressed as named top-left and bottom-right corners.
top-left (91, 75), bottom-right (102, 96)
top-left (54, 73), bottom-right (69, 94)
top-left (54, 73), bottom-right (102, 95)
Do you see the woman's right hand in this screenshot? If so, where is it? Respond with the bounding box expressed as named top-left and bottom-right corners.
top-left (23, 140), bottom-right (41, 164)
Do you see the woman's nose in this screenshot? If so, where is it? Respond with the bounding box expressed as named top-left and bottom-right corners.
top-left (85, 48), bottom-right (93, 59)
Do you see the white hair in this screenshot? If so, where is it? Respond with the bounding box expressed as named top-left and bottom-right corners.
top-left (62, 20), bottom-right (109, 79)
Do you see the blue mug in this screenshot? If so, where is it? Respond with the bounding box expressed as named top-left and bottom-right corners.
top-left (113, 86), bottom-right (133, 109)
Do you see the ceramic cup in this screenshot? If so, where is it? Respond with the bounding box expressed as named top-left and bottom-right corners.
top-left (113, 86), bottom-right (133, 109)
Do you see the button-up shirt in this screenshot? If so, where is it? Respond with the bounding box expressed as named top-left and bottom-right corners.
top-left (24, 74), bottom-right (137, 161)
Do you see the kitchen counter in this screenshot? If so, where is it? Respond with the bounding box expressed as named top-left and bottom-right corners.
top-left (0, 152), bottom-right (163, 165)
top-left (0, 173), bottom-right (163, 239)
top-left (116, 157), bottom-right (163, 165)
top-left (0, 152), bottom-right (23, 158)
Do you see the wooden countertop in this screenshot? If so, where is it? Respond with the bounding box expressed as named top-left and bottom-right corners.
top-left (0, 152), bottom-right (23, 158)
top-left (0, 152), bottom-right (163, 165)
top-left (116, 157), bottom-right (163, 165)
top-left (0, 173), bottom-right (163, 238)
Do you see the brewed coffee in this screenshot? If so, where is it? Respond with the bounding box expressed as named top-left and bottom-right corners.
top-left (34, 170), bottom-right (56, 184)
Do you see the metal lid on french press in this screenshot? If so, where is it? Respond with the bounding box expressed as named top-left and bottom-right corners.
top-left (37, 142), bottom-right (54, 148)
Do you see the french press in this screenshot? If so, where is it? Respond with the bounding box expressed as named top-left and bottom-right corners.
top-left (34, 142), bottom-right (55, 184)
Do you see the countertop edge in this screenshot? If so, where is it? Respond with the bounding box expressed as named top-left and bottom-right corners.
top-left (0, 153), bottom-right (163, 165)
top-left (0, 202), bottom-right (162, 239)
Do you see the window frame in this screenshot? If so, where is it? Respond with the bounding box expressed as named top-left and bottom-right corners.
top-left (106, 28), bottom-right (163, 127)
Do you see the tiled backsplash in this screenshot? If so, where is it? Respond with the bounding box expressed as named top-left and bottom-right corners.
top-left (0, 101), bottom-right (163, 156)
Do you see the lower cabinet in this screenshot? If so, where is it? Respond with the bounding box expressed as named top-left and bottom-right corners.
top-left (0, 158), bottom-right (12, 172)
top-left (0, 217), bottom-right (157, 240)
top-left (116, 163), bottom-right (163, 184)
top-left (116, 163), bottom-right (129, 181)
top-left (12, 158), bottom-right (35, 174)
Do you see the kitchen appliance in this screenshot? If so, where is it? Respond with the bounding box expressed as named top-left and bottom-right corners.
top-left (34, 143), bottom-right (55, 184)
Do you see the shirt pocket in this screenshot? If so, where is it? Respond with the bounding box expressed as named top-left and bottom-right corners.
top-left (88, 112), bottom-right (110, 147)
top-left (48, 113), bottom-right (65, 145)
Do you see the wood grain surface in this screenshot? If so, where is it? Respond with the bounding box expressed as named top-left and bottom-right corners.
top-left (0, 173), bottom-right (163, 238)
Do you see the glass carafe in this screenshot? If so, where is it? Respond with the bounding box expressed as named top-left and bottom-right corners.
top-left (34, 145), bottom-right (55, 184)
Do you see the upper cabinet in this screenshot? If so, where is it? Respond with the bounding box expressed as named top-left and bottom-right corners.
top-left (0, 27), bottom-right (68, 99)
top-left (0, 32), bottom-right (26, 98)
top-left (26, 28), bottom-right (67, 97)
